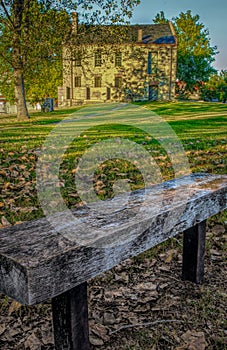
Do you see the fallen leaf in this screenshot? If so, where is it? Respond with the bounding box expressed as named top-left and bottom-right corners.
top-left (210, 249), bottom-right (222, 256)
top-left (24, 333), bottom-right (42, 350)
top-left (0, 324), bottom-right (6, 335)
top-left (91, 323), bottom-right (110, 342)
top-left (8, 300), bottom-right (22, 315)
top-left (165, 249), bottom-right (178, 263)
top-left (114, 272), bottom-right (129, 283)
top-left (3, 182), bottom-right (11, 189)
top-left (177, 330), bottom-right (207, 350)
top-left (1, 216), bottom-right (11, 227)
top-left (90, 335), bottom-right (104, 346)
top-left (212, 224), bottom-right (225, 234)
top-left (103, 312), bottom-right (117, 325)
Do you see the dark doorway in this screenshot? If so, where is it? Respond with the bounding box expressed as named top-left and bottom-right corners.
top-left (149, 86), bottom-right (158, 101)
top-left (86, 87), bottom-right (90, 100)
top-left (66, 87), bottom-right (71, 100)
top-left (107, 87), bottom-right (111, 100)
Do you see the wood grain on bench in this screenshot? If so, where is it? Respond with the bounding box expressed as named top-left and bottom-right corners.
top-left (0, 173), bottom-right (226, 305)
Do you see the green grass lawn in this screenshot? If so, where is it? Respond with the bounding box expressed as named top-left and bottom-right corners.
top-left (0, 101), bottom-right (226, 350)
top-left (0, 101), bottom-right (226, 225)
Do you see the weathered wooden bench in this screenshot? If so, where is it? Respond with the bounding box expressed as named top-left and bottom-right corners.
top-left (0, 173), bottom-right (226, 349)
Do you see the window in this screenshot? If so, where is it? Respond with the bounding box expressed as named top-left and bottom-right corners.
top-left (66, 87), bottom-right (71, 100)
top-left (147, 52), bottom-right (152, 74)
top-left (74, 52), bottom-right (82, 67)
top-left (115, 76), bottom-right (122, 89)
top-left (95, 51), bottom-right (102, 67)
top-left (115, 52), bottom-right (122, 67)
top-left (94, 75), bottom-right (102, 87)
top-left (75, 76), bottom-right (81, 87)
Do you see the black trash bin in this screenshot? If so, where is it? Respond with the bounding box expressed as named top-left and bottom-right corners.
top-left (42, 98), bottom-right (54, 112)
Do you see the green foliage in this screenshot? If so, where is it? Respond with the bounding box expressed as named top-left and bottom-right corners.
top-left (0, 65), bottom-right (14, 103)
top-left (0, 0), bottom-right (140, 118)
top-left (0, 14), bottom-right (14, 102)
top-left (25, 59), bottom-right (63, 103)
top-left (200, 70), bottom-right (227, 102)
top-left (153, 11), bottom-right (169, 24)
top-left (153, 10), bottom-right (217, 95)
top-left (0, 4), bottom-right (71, 103)
top-left (174, 10), bottom-right (217, 93)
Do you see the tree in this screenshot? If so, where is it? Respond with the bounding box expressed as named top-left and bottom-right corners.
top-left (174, 10), bottom-right (217, 94)
top-left (0, 4), bottom-right (71, 109)
top-left (0, 1), bottom-right (72, 118)
top-left (153, 10), bottom-right (217, 95)
top-left (200, 70), bottom-right (227, 102)
top-left (219, 70), bottom-right (227, 103)
top-left (26, 59), bottom-right (63, 104)
top-left (153, 11), bottom-right (168, 24)
top-left (0, 0), bottom-right (140, 119)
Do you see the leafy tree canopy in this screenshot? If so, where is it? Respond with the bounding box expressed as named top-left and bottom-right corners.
top-left (0, 0), bottom-right (140, 119)
top-left (201, 70), bottom-right (227, 103)
top-left (0, 3), bottom-right (71, 103)
top-left (153, 11), bottom-right (168, 24)
top-left (154, 10), bottom-right (217, 95)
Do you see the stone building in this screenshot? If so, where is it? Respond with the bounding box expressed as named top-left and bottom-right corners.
top-left (58, 15), bottom-right (177, 106)
top-left (0, 92), bottom-right (6, 113)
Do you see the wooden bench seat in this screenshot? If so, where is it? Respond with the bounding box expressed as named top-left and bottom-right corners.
top-left (0, 173), bottom-right (226, 349)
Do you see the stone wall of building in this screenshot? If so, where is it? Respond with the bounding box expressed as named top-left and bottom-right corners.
top-left (58, 27), bottom-right (177, 106)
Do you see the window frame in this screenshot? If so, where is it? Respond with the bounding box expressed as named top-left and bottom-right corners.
top-left (147, 52), bottom-right (152, 75)
top-left (115, 52), bottom-right (122, 67)
top-left (75, 76), bottom-right (82, 88)
top-left (74, 52), bottom-right (82, 67)
top-left (94, 51), bottom-right (102, 67)
top-left (115, 76), bottom-right (123, 89)
top-left (94, 75), bottom-right (102, 88)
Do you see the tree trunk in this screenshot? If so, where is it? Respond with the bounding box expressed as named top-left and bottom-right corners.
top-left (14, 68), bottom-right (29, 120)
top-left (12, 0), bottom-right (29, 120)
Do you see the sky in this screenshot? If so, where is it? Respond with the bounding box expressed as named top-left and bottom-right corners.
top-left (131, 0), bottom-right (227, 71)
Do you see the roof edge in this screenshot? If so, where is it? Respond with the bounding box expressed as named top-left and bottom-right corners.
top-left (168, 21), bottom-right (177, 45)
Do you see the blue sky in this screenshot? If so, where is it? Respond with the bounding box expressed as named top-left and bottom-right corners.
top-left (131, 0), bottom-right (226, 71)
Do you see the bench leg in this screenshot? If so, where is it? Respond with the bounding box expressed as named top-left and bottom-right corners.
top-left (52, 282), bottom-right (90, 350)
top-left (182, 220), bottom-right (206, 284)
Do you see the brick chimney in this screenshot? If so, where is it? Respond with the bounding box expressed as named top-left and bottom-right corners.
top-left (138, 29), bottom-right (143, 43)
top-left (72, 12), bottom-right (78, 35)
